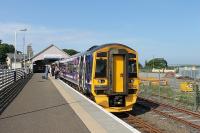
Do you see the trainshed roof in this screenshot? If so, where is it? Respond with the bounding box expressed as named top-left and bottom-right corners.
top-left (31, 44), bottom-right (70, 62)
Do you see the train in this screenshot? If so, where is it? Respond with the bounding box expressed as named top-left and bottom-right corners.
top-left (58, 43), bottom-right (140, 112)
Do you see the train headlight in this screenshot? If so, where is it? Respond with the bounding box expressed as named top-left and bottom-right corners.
top-left (129, 79), bottom-right (134, 83)
top-left (98, 79), bottom-right (105, 83)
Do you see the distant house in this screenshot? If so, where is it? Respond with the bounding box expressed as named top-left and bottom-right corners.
top-left (6, 53), bottom-right (24, 69)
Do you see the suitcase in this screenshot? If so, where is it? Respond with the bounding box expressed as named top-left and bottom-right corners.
top-left (42, 75), bottom-right (46, 79)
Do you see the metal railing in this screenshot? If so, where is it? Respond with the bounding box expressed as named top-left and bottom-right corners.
top-left (0, 68), bottom-right (32, 114)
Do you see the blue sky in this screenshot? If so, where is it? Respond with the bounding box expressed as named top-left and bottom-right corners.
top-left (0, 0), bottom-right (200, 65)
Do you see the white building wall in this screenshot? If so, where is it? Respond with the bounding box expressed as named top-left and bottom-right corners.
top-left (6, 57), bottom-right (11, 69)
top-left (11, 63), bottom-right (22, 69)
top-left (32, 45), bottom-right (69, 62)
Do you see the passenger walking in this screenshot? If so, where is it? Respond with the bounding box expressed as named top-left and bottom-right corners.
top-left (54, 64), bottom-right (59, 79)
top-left (49, 65), bottom-right (52, 75)
top-left (45, 65), bottom-right (49, 79)
top-left (51, 64), bottom-right (55, 76)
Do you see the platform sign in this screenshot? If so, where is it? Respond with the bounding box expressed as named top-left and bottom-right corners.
top-left (43, 54), bottom-right (62, 59)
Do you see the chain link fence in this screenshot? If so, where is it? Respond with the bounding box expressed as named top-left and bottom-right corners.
top-left (139, 71), bottom-right (200, 112)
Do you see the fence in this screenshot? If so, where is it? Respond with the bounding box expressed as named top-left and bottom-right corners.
top-left (0, 68), bottom-right (32, 114)
top-left (179, 68), bottom-right (200, 79)
top-left (139, 79), bottom-right (200, 112)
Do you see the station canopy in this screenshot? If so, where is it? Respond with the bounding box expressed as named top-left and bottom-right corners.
top-left (31, 44), bottom-right (69, 73)
top-left (31, 44), bottom-right (69, 63)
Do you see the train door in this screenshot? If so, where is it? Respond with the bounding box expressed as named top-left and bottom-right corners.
top-left (109, 49), bottom-right (128, 95)
top-left (78, 56), bottom-right (83, 87)
top-left (113, 55), bottom-right (124, 93)
top-left (82, 55), bottom-right (86, 89)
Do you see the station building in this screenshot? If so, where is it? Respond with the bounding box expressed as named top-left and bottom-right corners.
top-left (29, 44), bottom-right (69, 73)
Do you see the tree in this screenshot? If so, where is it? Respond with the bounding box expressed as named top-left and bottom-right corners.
top-left (145, 60), bottom-right (148, 68)
top-left (138, 63), bottom-right (143, 69)
top-left (63, 49), bottom-right (79, 56)
top-left (0, 45), bottom-right (7, 63)
top-left (145, 58), bottom-right (168, 69)
top-left (0, 41), bottom-right (15, 63)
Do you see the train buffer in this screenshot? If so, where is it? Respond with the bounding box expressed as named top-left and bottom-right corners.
top-left (0, 73), bottom-right (139, 133)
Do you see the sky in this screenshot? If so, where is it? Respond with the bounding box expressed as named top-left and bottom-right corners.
top-left (0, 0), bottom-right (200, 65)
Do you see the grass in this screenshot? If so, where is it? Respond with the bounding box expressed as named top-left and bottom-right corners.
top-left (176, 92), bottom-right (195, 106)
top-left (139, 84), bottom-right (196, 107)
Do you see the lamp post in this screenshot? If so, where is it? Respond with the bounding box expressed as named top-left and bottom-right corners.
top-left (153, 55), bottom-right (155, 70)
top-left (20, 28), bottom-right (27, 69)
top-left (14, 31), bottom-right (17, 70)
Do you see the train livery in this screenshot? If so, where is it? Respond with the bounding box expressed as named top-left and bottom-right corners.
top-left (59, 43), bottom-right (140, 112)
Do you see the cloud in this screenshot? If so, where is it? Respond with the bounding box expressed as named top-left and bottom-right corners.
top-left (4, 22), bottom-right (194, 65)
top-left (0, 22), bottom-right (155, 64)
top-left (0, 22), bottom-right (30, 34)
top-left (0, 22), bottom-right (139, 53)
top-left (0, 22), bottom-right (103, 52)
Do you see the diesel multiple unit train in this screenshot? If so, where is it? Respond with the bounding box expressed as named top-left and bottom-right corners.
top-left (58, 43), bottom-right (140, 112)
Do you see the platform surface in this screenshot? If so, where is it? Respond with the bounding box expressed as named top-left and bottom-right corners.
top-left (0, 73), bottom-right (89, 133)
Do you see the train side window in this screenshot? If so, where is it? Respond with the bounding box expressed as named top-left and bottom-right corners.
top-left (97, 52), bottom-right (107, 57)
top-left (128, 53), bottom-right (136, 58)
top-left (95, 59), bottom-right (107, 78)
top-left (86, 56), bottom-right (92, 74)
top-left (128, 60), bottom-right (137, 78)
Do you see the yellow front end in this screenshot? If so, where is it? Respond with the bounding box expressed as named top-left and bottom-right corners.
top-left (91, 44), bottom-right (140, 112)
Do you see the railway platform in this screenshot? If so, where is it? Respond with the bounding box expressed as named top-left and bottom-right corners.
top-left (0, 73), bottom-right (139, 133)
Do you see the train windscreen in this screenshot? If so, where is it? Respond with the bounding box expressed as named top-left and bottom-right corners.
top-left (95, 59), bottom-right (107, 78)
top-left (128, 60), bottom-right (137, 78)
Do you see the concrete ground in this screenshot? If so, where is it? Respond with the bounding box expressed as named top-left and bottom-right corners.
top-left (0, 73), bottom-right (89, 133)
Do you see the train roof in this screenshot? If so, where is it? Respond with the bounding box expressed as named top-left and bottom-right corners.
top-left (61, 43), bottom-right (136, 61)
top-left (87, 43), bottom-right (136, 53)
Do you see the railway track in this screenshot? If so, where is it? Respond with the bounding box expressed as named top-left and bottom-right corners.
top-left (138, 97), bottom-right (200, 131)
top-left (116, 112), bottom-right (162, 133)
top-left (125, 114), bottom-right (162, 133)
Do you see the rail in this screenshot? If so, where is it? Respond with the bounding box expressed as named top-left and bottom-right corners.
top-left (120, 113), bottom-right (162, 133)
top-left (0, 68), bottom-right (32, 114)
top-left (138, 97), bottom-right (200, 131)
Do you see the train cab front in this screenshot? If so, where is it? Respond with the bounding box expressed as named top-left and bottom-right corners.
top-left (92, 44), bottom-right (139, 112)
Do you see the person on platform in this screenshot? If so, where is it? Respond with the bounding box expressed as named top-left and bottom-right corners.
top-left (51, 64), bottom-right (55, 76)
top-left (44, 65), bottom-right (49, 79)
top-left (54, 64), bottom-right (59, 79)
